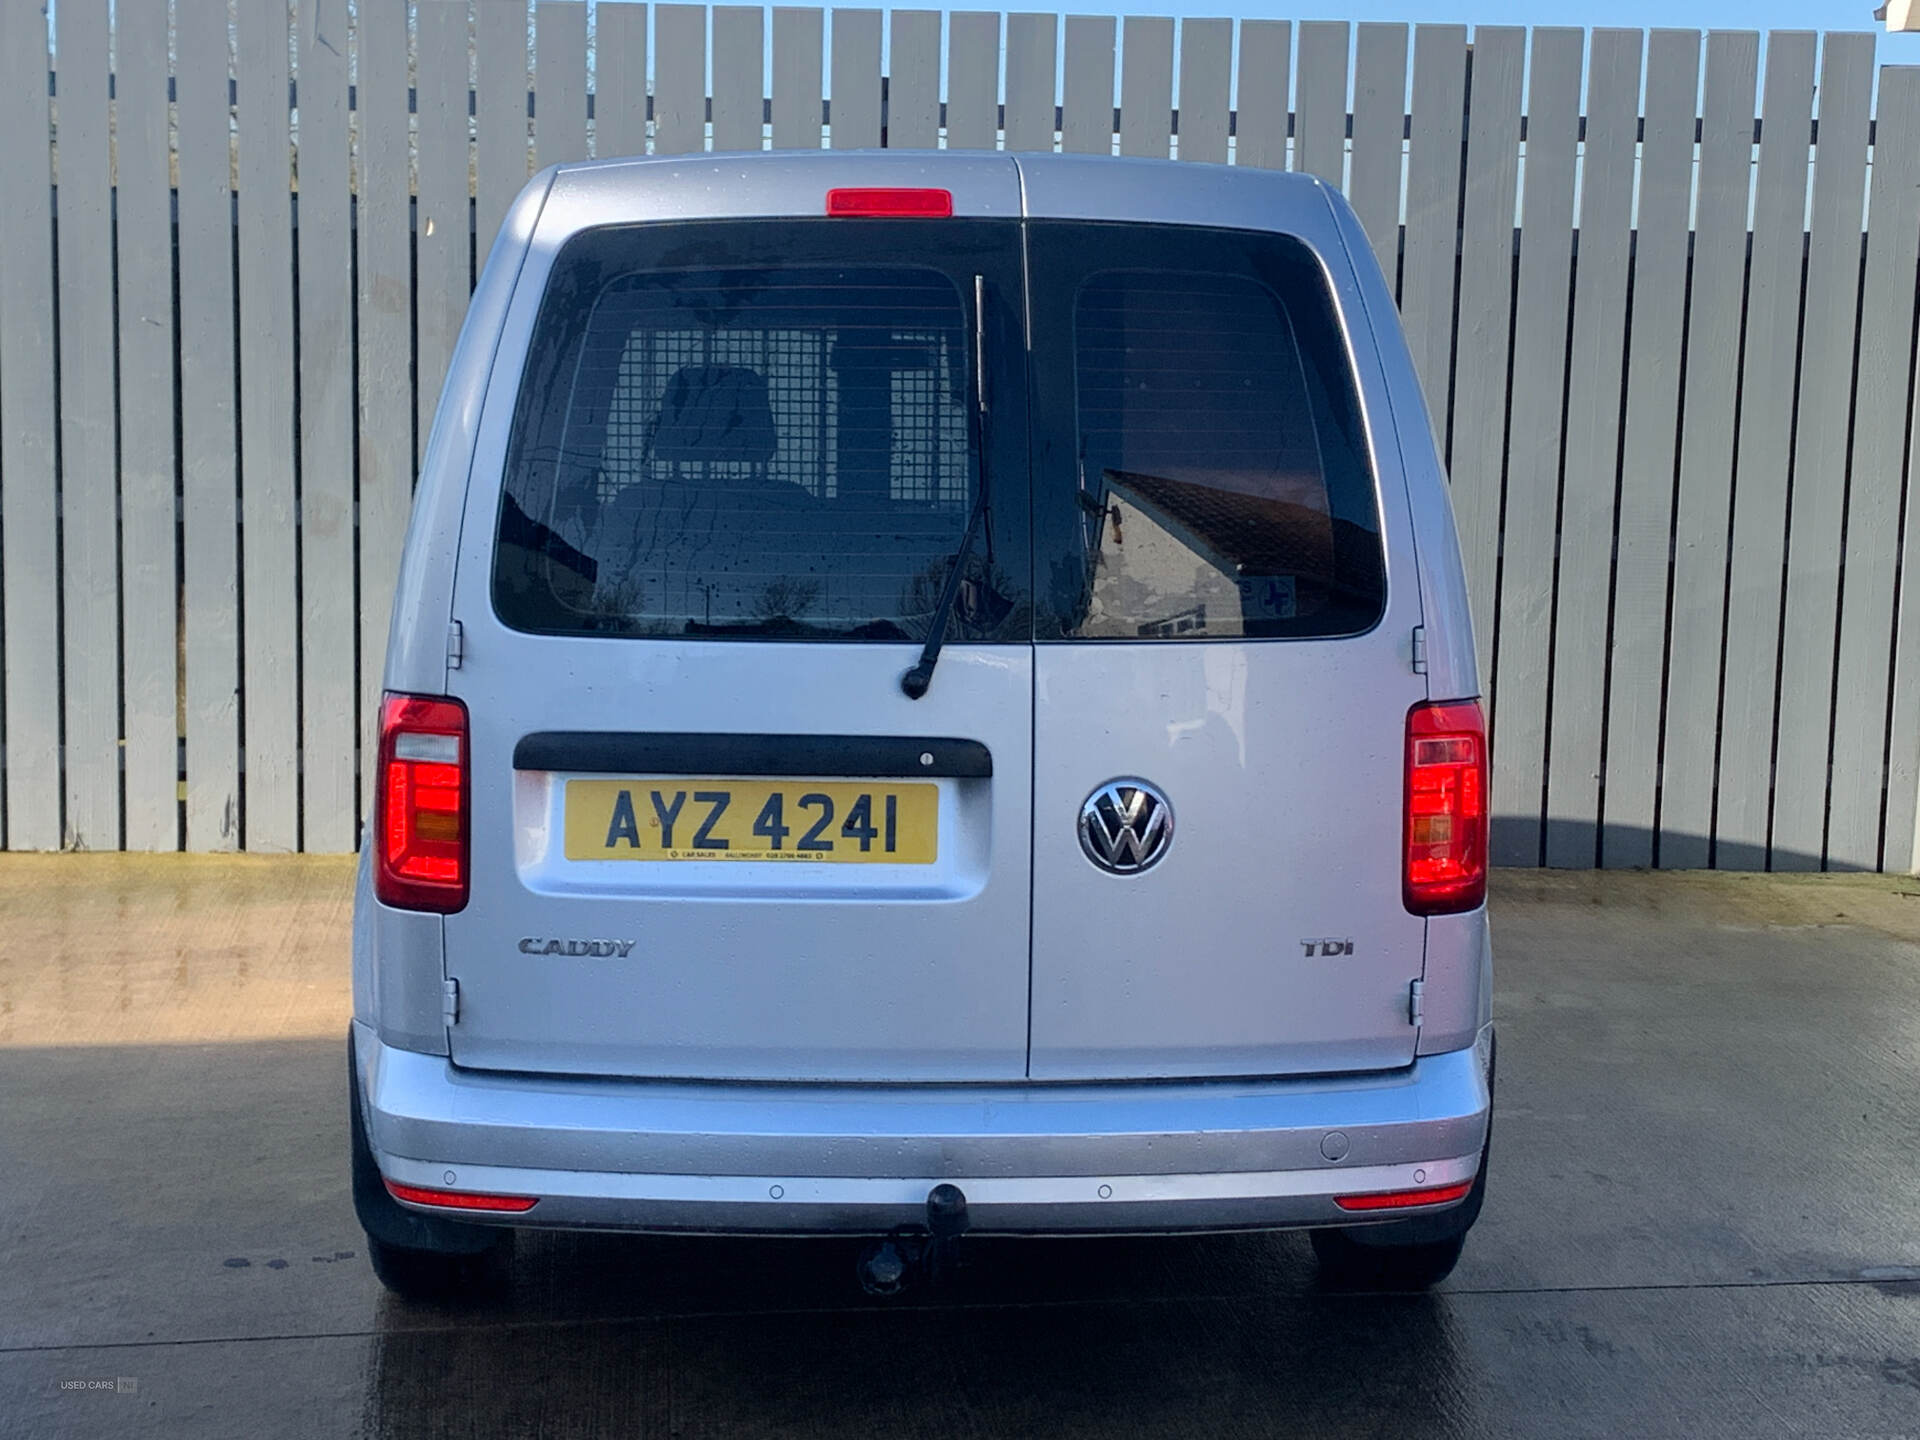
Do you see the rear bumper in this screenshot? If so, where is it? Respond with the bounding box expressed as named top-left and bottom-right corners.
top-left (354, 1020), bottom-right (1492, 1235)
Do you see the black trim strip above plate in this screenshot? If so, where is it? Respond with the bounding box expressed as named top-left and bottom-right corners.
top-left (513, 732), bottom-right (993, 780)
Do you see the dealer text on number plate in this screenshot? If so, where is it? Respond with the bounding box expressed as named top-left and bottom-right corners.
top-left (564, 780), bottom-right (939, 863)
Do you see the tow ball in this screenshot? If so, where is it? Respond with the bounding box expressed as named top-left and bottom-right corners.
top-left (856, 1184), bottom-right (971, 1296)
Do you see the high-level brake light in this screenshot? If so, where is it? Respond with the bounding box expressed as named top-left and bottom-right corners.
top-left (1404, 700), bottom-right (1489, 915)
top-left (374, 693), bottom-right (470, 913)
top-left (825, 187), bottom-right (954, 218)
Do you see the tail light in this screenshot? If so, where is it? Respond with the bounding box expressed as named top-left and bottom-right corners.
top-left (1404, 700), bottom-right (1488, 915)
top-left (374, 692), bottom-right (469, 913)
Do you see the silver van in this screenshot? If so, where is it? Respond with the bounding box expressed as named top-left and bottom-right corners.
top-left (349, 151), bottom-right (1494, 1298)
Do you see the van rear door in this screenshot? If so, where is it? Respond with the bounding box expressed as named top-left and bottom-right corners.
top-left (440, 210), bottom-right (1034, 1081)
top-left (1022, 216), bottom-right (1428, 1080)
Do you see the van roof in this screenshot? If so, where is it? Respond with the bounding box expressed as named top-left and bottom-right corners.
top-left (533, 150), bottom-right (1341, 232)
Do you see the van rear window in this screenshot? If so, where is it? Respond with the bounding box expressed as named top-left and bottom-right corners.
top-left (493, 218), bottom-right (1380, 645)
top-left (1027, 223), bottom-right (1386, 641)
top-left (493, 220), bottom-right (1029, 641)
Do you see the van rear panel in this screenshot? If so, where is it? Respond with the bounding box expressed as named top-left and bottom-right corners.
top-left (442, 216), bottom-right (1036, 1081)
top-left (1020, 218), bottom-right (1425, 1078)
top-left (430, 159), bottom-right (1435, 1085)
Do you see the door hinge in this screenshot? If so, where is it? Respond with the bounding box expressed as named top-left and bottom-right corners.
top-left (442, 978), bottom-right (460, 1027)
top-left (1408, 979), bottom-right (1425, 1027)
top-left (446, 620), bottom-right (465, 670)
top-left (1411, 625), bottom-right (1427, 675)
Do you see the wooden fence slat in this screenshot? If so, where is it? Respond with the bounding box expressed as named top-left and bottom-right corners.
top-left (1004, 13), bottom-right (1058, 154)
top-left (829, 9), bottom-right (882, 149)
top-left (1060, 15), bottom-right (1114, 155)
top-left (415, 0), bottom-right (471, 463)
top-left (1716, 31), bottom-right (1817, 871)
top-left (887, 10), bottom-right (940, 149)
top-left (113, 0), bottom-right (180, 851)
top-left (1604, 27), bottom-right (1700, 869)
top-left (1176, 18), bottom-right (1230, 164)
top-left (1398, 25), bottom-right (1466, 403)
top-left (1118, 15), bottom-right (1172, 158)
top-left (0, 1), bottom-right (60, 849)
top-left (534, 3), bottom-right (590, 166)
top-left (1233, 20), bottom-right (1291, 171)
top-left (1545, 28), bottom-right (1642, 869)
top-left (356, 0), bottom-right (414, 831)
top-left (1838, 69), bottom-right (1920, 870)
top-left (1661, 31), bottom-right (1760, 869)
top-left (713, 6), bottom-right (766, 152)
top-left (1488, 27), bottom-right (1582, 868)
top-left (946, 12), bottom-right (1000, 150)
top-left (475, 0), bottom-right (530, 261)
top-left (296, 0), bottom-right (357, 853)
top-left (655, 5), bottom-right (708, 155)
top-left (1773, 32), bottom-right (1875, 871)
top-left (1348, 22), bottom-right (1408, 279)
top-left (232, 0), bottom-right (292, 851)
top-left (595, 2), bottom-right (650, 158)
top-left (770, 8), bottom-right (823, 149)
top-left (9, 15), bottom-right (1919, 868)
top-left (1293, 21), bottom-right (1349, 184)
top-left (1447, 27), bottom-right (1524, 716)
top-left (55, 0), bottom-right (119, 849)
top-left (179, 0), bottom-right (243, 852)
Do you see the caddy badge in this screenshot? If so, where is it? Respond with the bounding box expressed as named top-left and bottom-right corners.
top-left (519, 937), bottom-right (637, 958)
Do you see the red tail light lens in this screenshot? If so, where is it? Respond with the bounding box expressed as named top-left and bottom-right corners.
top-left (825, 187), bottom-right (954, 218)
top-left (1404, 700), bottom-right (1488, 915)
top-left (374, 693), bottom-right (469, 913)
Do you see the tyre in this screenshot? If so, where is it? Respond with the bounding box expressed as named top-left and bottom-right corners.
top-left (347, 1026), bottom-right (513, 1301)
top-left (1309, 1225), bottom-right (1467, 1291)
top-left (1311, 1032), bottom-right (1494, 1293)
top-left (365, 1229), bottom-right (512, 1302)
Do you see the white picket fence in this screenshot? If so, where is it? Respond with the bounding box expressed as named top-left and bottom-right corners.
top-left (1, 3), bottom-right (1916, 872)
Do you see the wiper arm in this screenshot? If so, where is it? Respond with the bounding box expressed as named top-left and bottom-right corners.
top-left (901, 275), bottom-right (992, 701)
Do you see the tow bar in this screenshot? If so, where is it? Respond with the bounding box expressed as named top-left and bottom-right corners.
top-left (856, 1184), bottom-right (971, 1296)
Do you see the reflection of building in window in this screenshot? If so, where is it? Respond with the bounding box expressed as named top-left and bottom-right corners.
top-left (1069, 262), bottom-right (1383, 640)
top-left (1088, 469), bottom-right (1334, 639)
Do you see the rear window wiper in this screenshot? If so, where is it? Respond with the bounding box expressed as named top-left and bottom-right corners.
top-left (901, 274), bottom-right (993, 700)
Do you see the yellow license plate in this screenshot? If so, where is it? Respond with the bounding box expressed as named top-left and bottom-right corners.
top-left (564, 779), bottom-right (938, 863)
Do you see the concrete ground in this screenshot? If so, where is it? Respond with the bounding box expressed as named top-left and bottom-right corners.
top-left (1, 859), bottom-right (1917, 1438)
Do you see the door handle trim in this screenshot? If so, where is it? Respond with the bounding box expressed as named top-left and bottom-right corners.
top-left (512, 733), bottom-right (993, 779)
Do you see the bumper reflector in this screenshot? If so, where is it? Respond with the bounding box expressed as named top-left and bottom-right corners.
top-left (384, 1179), bottom-right (538, 1213)
top-left (1334, 1179), bottom-right (1474, 1212)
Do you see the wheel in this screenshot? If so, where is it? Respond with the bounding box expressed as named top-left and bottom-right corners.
top-left (347, 1026), bottom-right (514, 1302)
top-left (1309, 1140), bottom-right (1485, 1292)
top-left (1312, 1031), bottom-right (1494, 1293)
top-left (1310, 1226), bottom-right (1466, 1291)
top-left (365, 1229), bottom-right (512, 1302)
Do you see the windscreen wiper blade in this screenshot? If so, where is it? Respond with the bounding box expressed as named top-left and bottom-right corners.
top-left (901, 275), bottom-right (992, 701)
